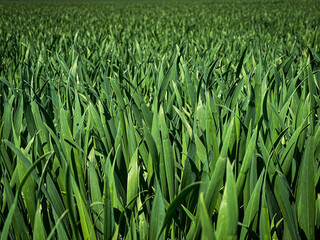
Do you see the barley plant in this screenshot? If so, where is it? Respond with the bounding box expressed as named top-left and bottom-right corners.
top-left (0, 0), bottom-right (320, 239)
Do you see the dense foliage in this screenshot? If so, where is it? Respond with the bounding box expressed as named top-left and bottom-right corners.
top-left (1, 0), bottom-right (320, 239)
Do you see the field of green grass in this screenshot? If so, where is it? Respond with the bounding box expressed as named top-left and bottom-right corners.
top-left (1, 0), bottom-right (320, 239)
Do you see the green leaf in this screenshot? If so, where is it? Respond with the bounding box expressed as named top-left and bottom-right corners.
top-left (33, 202), bottom-right (47, 240)
top-left (236, 127), bottom-right (258, 198)
top-left (240, 170), bottom-right (264, 239)
top-left (216, 161), bottom-right (238, 240)
top-left (149, 181), bottom-right (166, 240)
top-left (199, 193), bottom-right (215, 240)
top-left (159, 105), bottom-right (176, 202)
top-left (173, 105), bottom-right (193, 138)
top-left (273, 173), bottom-right (299, 240)
top-left (296, 136), bottom-right (315, 240)
top-left (280, 118), bottom-right (308, 176)
top-left (259, 179), bottom-right (271, 240)
top-left (71, 175), bottom-right (97, 240)
top-left (126, 149), bottom-right (139, 210)
top-left (194, 133), bottom-right (207, 164)
top-left (160, 182), bottom-right (201, 236)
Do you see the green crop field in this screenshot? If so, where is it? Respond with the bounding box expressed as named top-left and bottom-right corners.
top-left (0, 0), bottom-right (320, 239)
